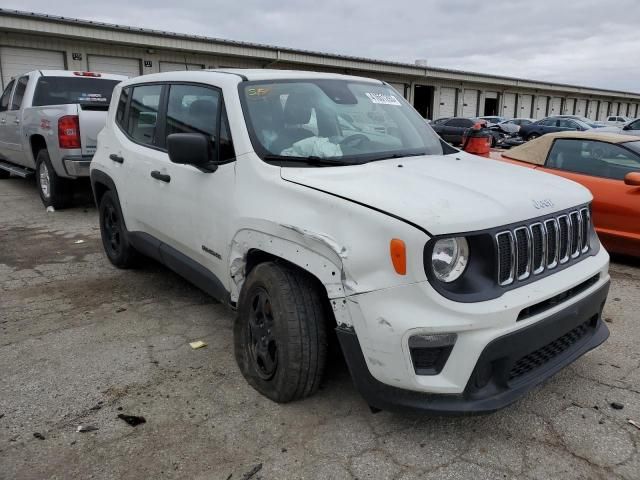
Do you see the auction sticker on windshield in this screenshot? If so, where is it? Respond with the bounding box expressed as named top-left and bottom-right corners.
top-left (365, 92), bottom-right (401, 106)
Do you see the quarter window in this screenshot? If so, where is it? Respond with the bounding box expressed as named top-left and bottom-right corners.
top-left (547, 139), bottom-right (640, 180)
top-left (165, 84), bottom-right (235, 162)
top-left (115, 87), bottom-right (130, 129)
top-left (126, 85), bottom-right (162, 146)
top-left (0, 80), bottom-right (15, 112)
top-left (10, 76), bottom-right (29, 110)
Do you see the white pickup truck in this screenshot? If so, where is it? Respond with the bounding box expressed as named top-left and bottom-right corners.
top-left (91, 69), bottom-right (610, 413)
top-left (0, 70), bottom-right (126, 208)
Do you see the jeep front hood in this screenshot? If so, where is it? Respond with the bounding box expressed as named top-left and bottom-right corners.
top-left (280, 152), bottom-right (592, 236)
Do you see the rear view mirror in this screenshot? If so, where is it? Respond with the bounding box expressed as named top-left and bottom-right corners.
top-left (167, 133), bottom-right (216, 169)
top-left (624, 172), bottom-right (640, 186)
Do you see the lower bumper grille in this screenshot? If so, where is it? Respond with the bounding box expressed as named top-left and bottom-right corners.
top-left (508, 316), bottom-right (596, 382)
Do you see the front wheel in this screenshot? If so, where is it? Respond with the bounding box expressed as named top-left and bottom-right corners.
top-left (35, 149), bottom-right (72, 209)
top-left (234, 262), bottom-right (328, 403)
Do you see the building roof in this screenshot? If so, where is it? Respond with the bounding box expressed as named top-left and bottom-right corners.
top-left (503, 131), bottom-right (640, 165)
top-left (1, 8), bottom-right (639, 98)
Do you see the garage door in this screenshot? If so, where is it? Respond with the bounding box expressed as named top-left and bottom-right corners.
top-left (534, 96), bottom-right (548, 119)
top-left (564, 98), bottom-right (575, 115)
top-left (632, 104), bottom-right (639, 118)
top-left (159, 61), bottom-right (205, 72)
top-left (620, 103), bottom-right (630, 117)
top-left (386, 83), bottom-right (407, 99)
top-left (438, 87), bottom-right (456, 118)
top-left (549, 97), bottom-right (562, 116)
top-left (0, 47), bottom-right (65, 88)
top-left (518, 94), bottom-right (533, 117)
top-left (502, 93), bottom-right (516, 118)
top-left (87, 55), bottom-right (141, 78)
top-left (610, 102), bottom-right (620, 116)
top-left (586, 101), bottom-right (597, 120)
top-left (462, 89), bottom-right (478, 117)
top-left (575, 99), bottom-right (588, 117)
top-left (598, 102), bottom-right (609, 121)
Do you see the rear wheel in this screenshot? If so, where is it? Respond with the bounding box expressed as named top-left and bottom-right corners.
top-left (35, 149), bottom-right (72, 209)
top-left (234, 262), bottom-right (328, 403)
top-left (99, 190), bottom-right (138, 268)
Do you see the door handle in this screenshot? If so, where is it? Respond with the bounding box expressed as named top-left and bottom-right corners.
top-left (13, 119), bottom-right (20, 125)
top-left (150, 170), bottom-right (170, 183)
top-left (109, 154), bottom-right (124, 164)
top-left (0, 118), bottom-right (5, 124)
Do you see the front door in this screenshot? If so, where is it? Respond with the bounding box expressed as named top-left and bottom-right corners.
top-left (3, 75), bottom-right (29, 166)
top-left (0, 79), bottom-right (15, 161)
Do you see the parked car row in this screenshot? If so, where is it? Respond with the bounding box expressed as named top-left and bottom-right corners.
top-left (1, 68), bottom-right (636, 416)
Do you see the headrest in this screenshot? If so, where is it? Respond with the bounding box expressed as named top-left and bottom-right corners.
top-left (188, 99), bottom-right (216, 116)
top-left (283, 93), bottom-right (312, 125)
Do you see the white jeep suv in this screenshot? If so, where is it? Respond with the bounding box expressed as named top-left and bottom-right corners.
top-left (90, 70), bottom-right (610, 413)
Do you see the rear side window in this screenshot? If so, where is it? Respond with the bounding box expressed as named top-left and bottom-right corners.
top-left (0, 80), bottom-right (15, 112)
top-left (10, 76), bottom-right (29, 110)
top-left (126, 85), bottom-right (162, 146)
top-left (447, 118), bottom-right (472, 127)
top-left (33, 77), bottom-right (120, 107)
top-left (115, 87), bottom-right (130, 129)
top-left (165, 84), bottom-right (235, 161)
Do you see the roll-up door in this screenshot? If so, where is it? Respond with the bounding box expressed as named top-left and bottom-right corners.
top-left (620, 103), bottom-right (629, 117)
top-left (0, 47), bottom-right (65, 88)
top-left (462, 89), bottom-right (478, 117)
top-left (438, 87), bottom-right (456, 118)
top-left (387, 83), bottom-right (407, 99)
top-left (564, 98), bottom-right (575, 115)
top-left (159, 61), bottom-right (205, 72)
top-left (598, 102), bottom-right (609, 121)
top-left (87, 55), bottom-right (141, 78)
top-left (518, 94), bottom-right (533, 117)
top-left (587, 101), bottom-right (597, 120)
top-left (575, 99), bottom-right (588, 117)
top-left (502, 93), bottom-right (516, 118)
top-left (610, 102), bottom-right (620, 116)
top-left (549, 97), bottom-right (562, 116)
top-left (534, 96), bottom-right (548, 119)
top-left (632, 104), bottom-right (639, 118)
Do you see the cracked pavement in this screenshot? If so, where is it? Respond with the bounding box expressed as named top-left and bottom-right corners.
top-left (1, 178), bottom-right (639, 480)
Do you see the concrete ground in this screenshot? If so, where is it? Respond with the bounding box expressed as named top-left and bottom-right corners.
top-left (1, 177), bottom-right (639, 480)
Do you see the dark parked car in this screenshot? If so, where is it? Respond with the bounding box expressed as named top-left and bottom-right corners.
top-left (431, 117), bottom-right (487, 145)
top-left (519, 117), bottom-right (592, 140)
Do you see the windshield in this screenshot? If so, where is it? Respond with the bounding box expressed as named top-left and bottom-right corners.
top-left (33, 77), bottom-right (120, 107)
top-left (621, 141), bottom-right (640, 157)
top-left (240, 80), bottom-right (448, 164)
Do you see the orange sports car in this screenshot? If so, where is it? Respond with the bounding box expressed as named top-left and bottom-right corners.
top-left (490, 131), bottom-right (640, 256)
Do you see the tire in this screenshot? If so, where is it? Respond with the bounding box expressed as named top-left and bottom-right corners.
top-left (527, 133), bottom-right (541, 141)
top-left (98, 190), bottom-right (138, 268)
top-left (234, 261), bottom-right (328, 403)
top-left (35, 149), bottom-right (72, 209)
top-left (0, 169), bottom-right (10, 179)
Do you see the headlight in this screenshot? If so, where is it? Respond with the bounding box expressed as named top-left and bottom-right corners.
top-left (431, 237), bottom-right (469, 283)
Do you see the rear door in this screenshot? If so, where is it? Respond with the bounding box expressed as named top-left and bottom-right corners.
top-left (3, 75), bottom-right (29, 165)
top-left (540, 138), bottom-right (640, 253)
top-left (0, 79), bottom-right (15, 161)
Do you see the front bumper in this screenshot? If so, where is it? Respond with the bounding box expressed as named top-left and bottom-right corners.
top-left (62, 155), bottom-right (92, 177)
top-left (338, 280), bottom-right (609, 414)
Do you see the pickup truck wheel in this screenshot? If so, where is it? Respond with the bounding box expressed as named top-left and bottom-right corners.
top-left (234, 262), bottom-right (327, 403)
top-left (35, 149), bottom-right (72, 209)
top-left (98, 190), bottom-right (138, 268)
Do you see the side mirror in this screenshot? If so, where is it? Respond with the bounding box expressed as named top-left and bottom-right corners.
top-left (167, 133), bottom-right (217, 169)
top-left (624, 172), bottom-right (640, 186)
top-left (622, 124), bottom-right (631, 131)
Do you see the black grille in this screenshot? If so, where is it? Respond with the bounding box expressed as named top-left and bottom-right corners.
top-left (531, 224), bottom-right (544, 272)
top-left (509, 317), bottom-right (595, 381)
top-left (497, 233), bottom-right (513, 284)
top-left (497, 207), bottom-right (591, 286)
top-left (515, 229), bottom-right (529, 278)
top-left (558, 216), bottom-right (570, 261)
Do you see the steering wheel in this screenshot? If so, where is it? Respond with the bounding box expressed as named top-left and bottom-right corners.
top-left (339, 134), bottom-right (371, 152)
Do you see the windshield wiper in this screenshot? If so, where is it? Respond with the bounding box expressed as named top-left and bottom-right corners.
top-left (361, 151), bottom-right (429, 163)
top-left (263, 154), bottom-right (355, 166)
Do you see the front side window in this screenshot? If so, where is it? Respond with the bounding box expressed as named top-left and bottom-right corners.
top-left (629, 119), bottom-right (640, 130)
top-left (240, 79), bottom-right (446, 165)
top-left (165, 84), bottom-right (234, 162)
top-left (547, 139), bottom-right (640, 180)
top-left (10, 76), bottom-right (29, 110)
top-left (126, 85), bottom-right (162, 146)
top-left (0, 80), bottom-right (15, 112)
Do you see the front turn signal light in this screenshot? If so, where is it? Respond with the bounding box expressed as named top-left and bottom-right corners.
top-left (390, 239), bottom-right (406, 275)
